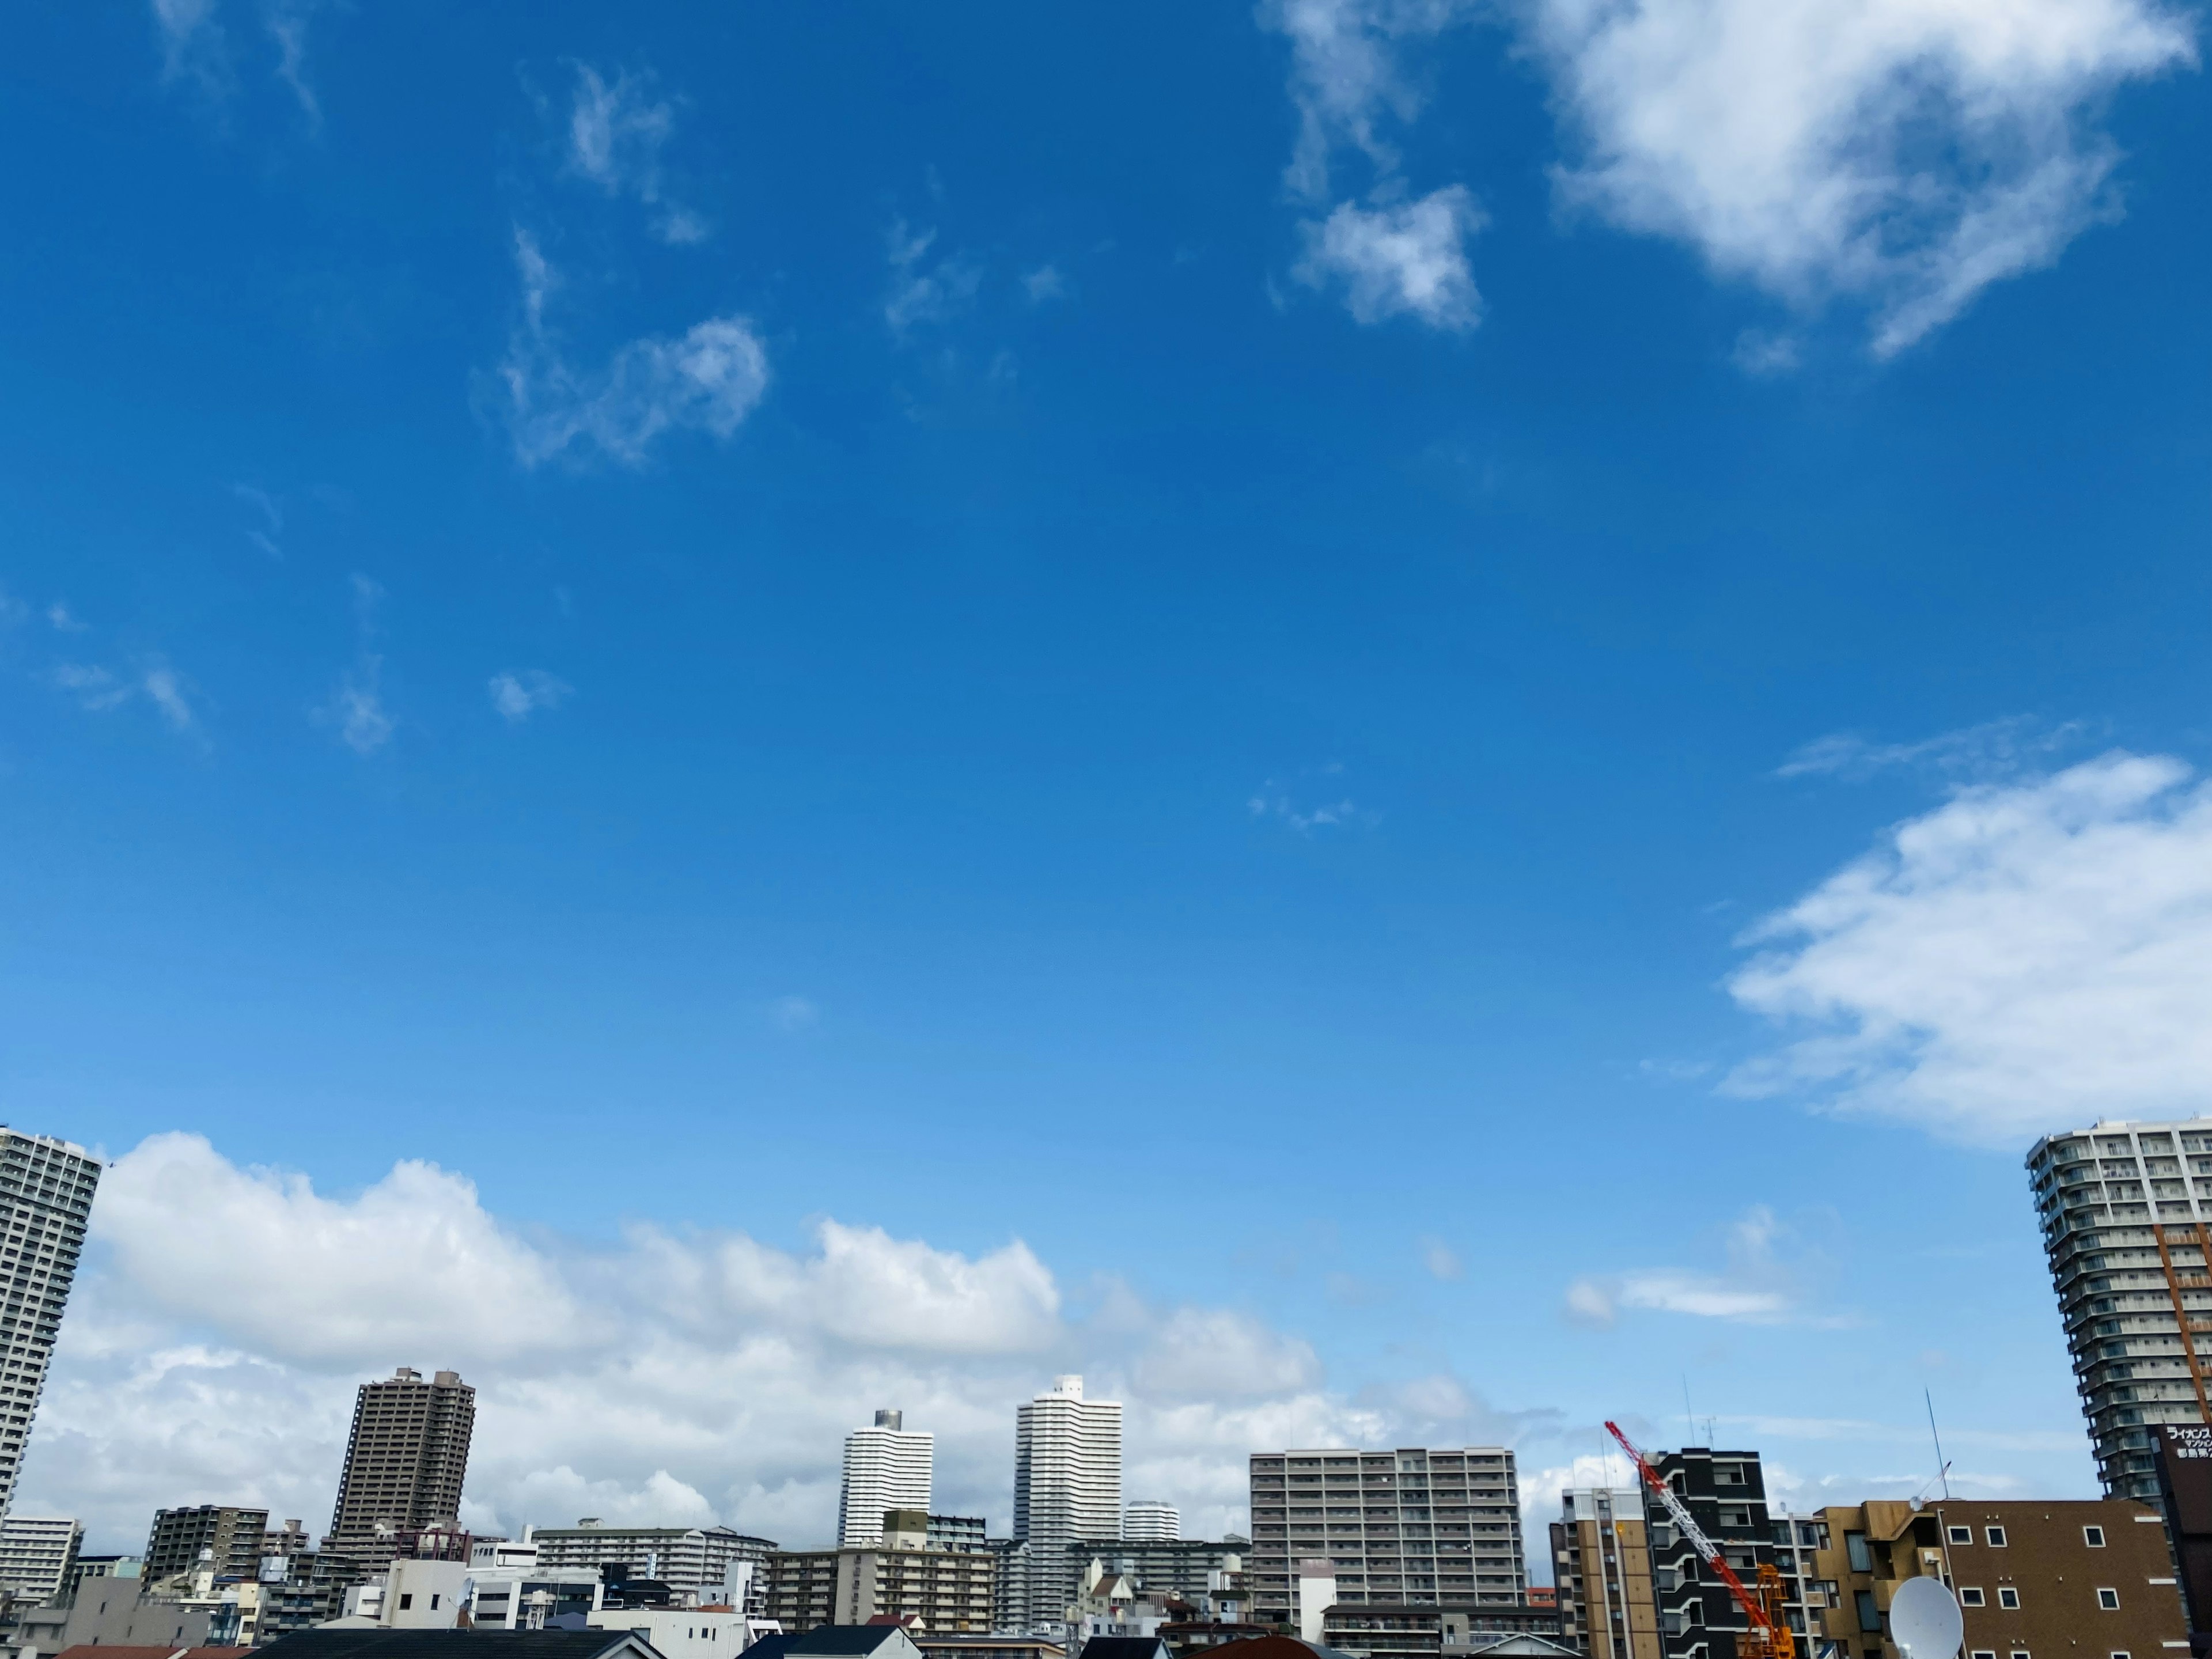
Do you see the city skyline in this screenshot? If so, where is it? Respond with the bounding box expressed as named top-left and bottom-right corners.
top-left (6, 0), bottom-right (2211, 1604)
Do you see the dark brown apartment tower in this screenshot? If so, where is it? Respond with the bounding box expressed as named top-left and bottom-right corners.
top-left (324, 1366), bottom-right (475, 1568)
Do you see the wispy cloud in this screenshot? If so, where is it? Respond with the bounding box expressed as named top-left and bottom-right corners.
top-left (1021, 264), bottom-right (1069, 304)
top-left (51, 660), bottom-right (197, 732)
top-left (1294, 188), bottom-right (1484, 330)
top-left (1564, 1207), bottom-right (1840, 1328)
top-left (149, 0), bottom-right (226, 90)
top-left (497, 229), bottom-right (770, 469)
top-left (266, 1), bottom-right (324, 124)
top-left (884, 221), bottom-right (983, 336)
top-left (1777, 717), bottom-right (2084, 782)
top-left (1249, 764), bottom-right (1378, 833)
top-left (233, 484), bottom-right (285, 559)
top-left (320, 573), bottom-right (391, 756)
top-left (488, 669), bottom-right (572, 724)
top-left (1421, 1238), bottom-right (1464, 1282)
top-left (47, 603), bottom-right (88, 634)
top-left (566, 65), bottom-right (704, 245)
top-left (1729, 749), bottom-right (2212, 1145)
top-left (767, 995), bottom-right (820, 1033)
top-left (1260, 0), bottom-right (1486, 332)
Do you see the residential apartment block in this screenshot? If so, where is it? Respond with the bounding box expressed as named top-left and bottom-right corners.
top-left (763, 1510), bottom-right (997, 1632)
top-left (1123, 1505), bottom-right (1181, 1543)
top-left (1247, 1446), bottom-right (1527, 1628)
top-left (0, 1131), bottom-right (100, 1519)
top-left (2028, 1119), bottom-right (2212, 1499)
top-left (841, 1410), bottom-right (935, 1548)
top-left (1060, 1537), bottom-right (1244, 1606)
top-left (145, 1504), bottom-right (272, 1582)
top-left (1550, 1487), bottom-right (1660, 1659)
top-left (326, 1367), bottom-right (476, 1566)
top-left (1013, 1376), bottom-right (1123, 1626)
top-left (531, 1522), bottom-right (779, 1610)
top-left (1801, 1498), bottom-right (2183, 1659)
top-left (1635, 1448), bottom-right (1789, 1659)
top-left (0, 1515), bottom-right (81, 1605)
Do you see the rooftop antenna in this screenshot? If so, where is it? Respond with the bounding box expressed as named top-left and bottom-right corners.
top-left (1925, 1389), bottom-right (1952, 1499)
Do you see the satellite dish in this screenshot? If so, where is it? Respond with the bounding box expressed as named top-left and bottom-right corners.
top-left (1891, 1576), bottom-right (1965, 1659)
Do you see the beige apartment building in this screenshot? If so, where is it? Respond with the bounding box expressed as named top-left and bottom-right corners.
top-left (763, 1510), bottom-right (997, 1633)
top-left (1549, 1488), bottom-right (1661, 1659)
top-left (1801, 1499), bottom-right (2183, 1659)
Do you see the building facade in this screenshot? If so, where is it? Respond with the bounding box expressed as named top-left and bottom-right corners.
top-left (763, 1512), bottom-right (997, 1633)
top-left (326, 1366), bottom-right (476, 1565)
top-left (1801, 1498), bottom-right (2182, 1659)
top-left (1124, 1506), bottom-right (1181, 1543)
top-left (1633, 1447), bottom-right (1785, 1659)
top-left (1014, 1376), bottom-right (1123, 1624)
top-left (0, 1131), bottom-right (100, 1520)
top-left (530, 1522), bottom-right (778, 1609)
top-left (1247, 1446), bottom-right (1527, 1628)
top-left (0, 1516), bottom-right (81, 1607)
top-left (145, 1505), bottom-right (272, 1582)
top-left (841, 1410), bottom-right (937, 1548)
top-left (1060, 1539), bottom-right (1243, 1606)
top-left (1549, 1487), bottom-right (1659, 1659)
top-left (2027, 1119), bottom-right (2212, 1499)
top-left (929, 1516), bottom-right (989, 1554)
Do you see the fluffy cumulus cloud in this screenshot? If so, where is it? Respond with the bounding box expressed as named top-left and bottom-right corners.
top-left (1525, 0), bottom-right (2196, 353)
top-left (1294, 188), bottom-right (1484, 329)
top-left (20, 1135), bottom-right (1537, 1552)
top-left (1259, 0), bottom-right (2194, 351)
top-left (499, 230), bottom-right (770, 468)
top-left (1729, 751), bottom-right (2212, 1144)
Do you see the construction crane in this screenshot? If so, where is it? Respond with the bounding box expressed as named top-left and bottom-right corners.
top-left (1605, 1420), bottom-right (1796, 1659)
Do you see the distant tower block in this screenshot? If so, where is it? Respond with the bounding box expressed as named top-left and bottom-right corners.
top-left (839, 1408), bottom-right (935, 1547)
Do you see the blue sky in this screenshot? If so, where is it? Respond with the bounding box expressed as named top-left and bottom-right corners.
top-left (7, 0), bottom-right (2212, 1558)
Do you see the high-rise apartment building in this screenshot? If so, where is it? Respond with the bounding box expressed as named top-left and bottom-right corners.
top-left (1549, 1487), bottom-right (1658, 1659)
top-left (325, 1367), bottom-right (475, 1566)
top-left (839, 1409), bottom-right (935, 1547)
top-left (145, 1505), bottom-right (272, 1582)
top-left (0, 1516), bottom-right (81, 1606)
top-left (1247, 1446), bottom-right (1527, 1628)
top-left (1122, 1502), bottom-right (1180, 1541)
top-left (2027, 1118), bottom-right (2212, 1499)
top-left (1013, 1375), bottom-right (1123, 1624)
top-left (0, 1132), bottom-right (100, 1518)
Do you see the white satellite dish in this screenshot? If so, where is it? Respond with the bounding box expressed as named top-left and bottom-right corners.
top-left (1891, 1575), bottom-right (1965, 1659)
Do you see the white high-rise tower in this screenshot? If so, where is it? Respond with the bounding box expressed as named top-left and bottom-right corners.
top-left (0, 1132), bottom-right (100, 1518)
top-left (838, 1409), bottom-right (934, 1547)
top-left (1012, 1375), bottom-right (1122, 1623)
top-left (1122, 1501), bottom-right (1179, 1540)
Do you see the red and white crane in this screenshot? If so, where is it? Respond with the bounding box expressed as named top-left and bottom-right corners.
top-left (1604, 1419), bottom-right (1794, 1659)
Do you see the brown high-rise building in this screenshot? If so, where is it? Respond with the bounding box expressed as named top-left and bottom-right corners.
top-left (325, 1367), bottom-right (475, 1566)
top-left (145, 1504), bottom-right (272, 1582)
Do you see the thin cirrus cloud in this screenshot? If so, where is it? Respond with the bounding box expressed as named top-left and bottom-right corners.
top-left (884, 221), bottom-right (984, 336)
top-left (1727, 748), bottom-right (2212, 1146)
top-left (147, 0), bottom-right (326, 118)
top-left (50, 662), bottom-right (196, 733)
top-left (320, 573), bottom-right (392, 756)
top-left (1563, 1208), bottom-right (1829, 1329)
top-left (1258, 0), bottom-right (2196, 353)
top-left (565, 65), bottom-right (707, 245)
top-left (497, 230), bottom-right (770, 469)
top-left (19, 1132), bottom-right (1527, 1552)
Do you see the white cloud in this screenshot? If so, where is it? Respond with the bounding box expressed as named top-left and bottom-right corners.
top-left (884, 222), bottom-right (983, 335)
top-left (1729, 749), bottom-right (2212, 1144)
top-left (1261, 0), bottom-right (1469, 203)
top-left (24, 1135), bottom-right (1544, 1554)
top-left (1422, 1237), bottom-right (1464, 1281)
top-left (499, 230), bottom-right (770, 468)
top-left (149, 0), bottom-right (224, 85)
top-left (266, 1), bottom-right (323, 123)
top-left (1564, 1207), bottom-right (1816, 1328)
top-left (47, 603), bottom-right (87, 634)
top-left (323, 573), bottom-right (392, 755)
top-left (567, 66), bottom-right (704, 245)
top-left (1523, 0), bottom-right (2196, 353)
top-left (1021, 264), bottom-right (1068, 304)
top-left (489, 670), bottom-right (572, 724)
top-left (233, 485), bottom-right (284, 560)
top-left (1249, 767), bottom-right (1377, 832)
top-left (1777, 717), bottom-right (2083, 781)
top-left (1295, 188), bottom-right (1484, 329)
top-left (50, 660), bottom-right (196, 731)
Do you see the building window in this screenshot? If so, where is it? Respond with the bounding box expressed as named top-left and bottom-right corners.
top-left (2098, 1590), bottom-right (2120, 1611)
top-left (1960, 1590), bottom-right (1986, 1608)
top-left (1950, 1527), bottom-right (1974, 1545)
top-left (1987, 1528), bottom-right (2009, 1548)
top-left (1846, 1533), bottom-right (1873, 1573)
top-left (1999, 1589), bottom-right (2021, 1611)
top-left (1856, 1591), bottom-right (1881, 1634)
top-left (2084, 1528), bottom-right (2107, 1548)
top-left (399, 1596), bottom-right (413, 1611)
